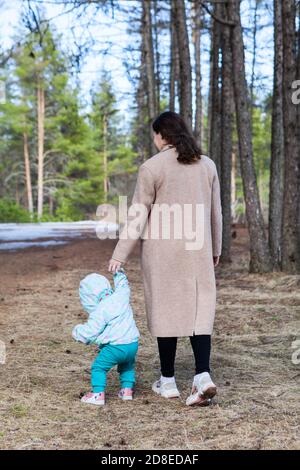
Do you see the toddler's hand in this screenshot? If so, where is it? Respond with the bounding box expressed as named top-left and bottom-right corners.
top-left (108, 258), bottom-right (122, 274)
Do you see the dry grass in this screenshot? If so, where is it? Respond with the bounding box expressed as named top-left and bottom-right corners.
top-left (0, 230), bottom-right (299, 450)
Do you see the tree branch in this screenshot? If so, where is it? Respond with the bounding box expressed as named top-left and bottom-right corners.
top-left (200, 1), bottom-right (236, 27)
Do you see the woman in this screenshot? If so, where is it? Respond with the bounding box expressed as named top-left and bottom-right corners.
top-left (108, 111), bottom-right (222, 406)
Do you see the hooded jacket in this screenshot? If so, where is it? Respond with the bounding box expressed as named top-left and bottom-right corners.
top-left (72, 269), bottom-right (139, 347)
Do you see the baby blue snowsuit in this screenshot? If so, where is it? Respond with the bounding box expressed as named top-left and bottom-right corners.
top-left (72, 269), bottom-right (139, 392)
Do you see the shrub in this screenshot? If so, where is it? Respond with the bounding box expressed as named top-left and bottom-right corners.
top-left (0, 199), bottom-right (32, 223)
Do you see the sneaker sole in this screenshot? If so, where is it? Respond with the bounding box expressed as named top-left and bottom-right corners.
top-left (152, 385), bottom-right (180, 399)
top-left (186, 386), bottom-right (217, 407)
top-left (186, 395), bottom-right (211, 407)
top-left (118, 396), bottom-right (133, 401)
top-left (160, 392), bottom-right (180, 399)
top-left (81, 401), bottom-right (105, 406)
top-left (202, 386), bottom-right (217, 400)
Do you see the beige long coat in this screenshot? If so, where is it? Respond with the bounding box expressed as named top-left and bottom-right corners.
top-left (112, 147), bottom-right (222, 337)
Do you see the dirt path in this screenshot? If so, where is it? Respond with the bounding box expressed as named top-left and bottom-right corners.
top-left (0, 230), bottom-right (299, 450)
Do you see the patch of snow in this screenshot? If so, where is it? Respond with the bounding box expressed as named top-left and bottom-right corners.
top-left (0, 221), bottom-right (118, 242)
top-left (0, 220), bottom-right (119, 251)
top-left (0, 240), bottom-right (68, 251)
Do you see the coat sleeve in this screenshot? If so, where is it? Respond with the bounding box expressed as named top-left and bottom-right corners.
top-left (72, 312), bottom-right (106, 345)
top-left (211, 166), bottom-right (223, 257)
top-left (100, 271), bottom-right (131, 321)
top-left (113, 269), bottom-right (130, 296)
top-left (111, 164), bottom-right (156, 263)
top-left (109, 269), bottom-right (130, 313)
top-left (72, 271), bottom-right (131, 344)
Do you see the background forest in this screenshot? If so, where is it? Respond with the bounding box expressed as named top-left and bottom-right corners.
top-left (0, 0), bottom-right (299, 274)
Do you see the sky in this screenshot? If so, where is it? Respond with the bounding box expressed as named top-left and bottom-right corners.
top-left (0, 0), bottom-right (274, 130)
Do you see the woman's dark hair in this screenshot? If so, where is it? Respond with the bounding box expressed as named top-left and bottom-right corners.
top-left (152, 111), bottom-right (203, 164)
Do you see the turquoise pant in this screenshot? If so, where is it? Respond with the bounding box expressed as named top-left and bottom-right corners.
top-left (91, 341), bottom-right (138, 393)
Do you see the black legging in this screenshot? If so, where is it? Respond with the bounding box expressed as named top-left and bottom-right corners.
top-left (157, 335), bottom-right (211, 377)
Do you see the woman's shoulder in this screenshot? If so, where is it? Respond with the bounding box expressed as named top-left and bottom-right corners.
top-left (199, 154), bottom-right (216, 167)
top-left (140, 152), bottom-right (217, 178)
top-left (199, 155), bottom-right (218, 175)
top-left (139, 151), bottom-right (163, 176)
top-left (141, 146), bottom-right (178, 172)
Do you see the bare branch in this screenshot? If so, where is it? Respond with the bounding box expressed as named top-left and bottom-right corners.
top-left (200, 1), bottom-right (236, 27)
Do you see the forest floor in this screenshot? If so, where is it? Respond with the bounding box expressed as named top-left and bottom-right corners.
top-left (0, 227), bottom-right (299, 450)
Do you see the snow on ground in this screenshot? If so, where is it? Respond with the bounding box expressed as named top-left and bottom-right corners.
top-left (0, 221), bottom-right (118, 251)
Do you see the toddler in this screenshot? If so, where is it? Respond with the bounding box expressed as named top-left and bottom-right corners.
top-left (72, 269), bottom-right (139, 406)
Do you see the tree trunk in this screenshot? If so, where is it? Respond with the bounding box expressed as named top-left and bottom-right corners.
top-left (37, 78), bottom-right (45, 220)
top-left (15, 179), bottom-right (20, 206)
top-left (209, 2), bottom-right (222, 175)
top-left (207, 16), bottom-right (213, 155)
top-left (103, 114), bottom-right (108, 202)
top-left (269, 0), bottom-right (284, 270)
top-left (228, 0), bottom-right (272, 273)
top-left (231, 149), bottom-right (237, 221)
top-left (49, 191), bottom-right (54, 216)
top-left (298, 2), bottom-right (300, 79)
top-left (281, 0), bottom-right (300, 273)
top-left (152, 0), bottom-right (160, 114)
top-left (192, 0), bottom-right (203, 148)
top-left (172, 0), bottom-right (193, 131)
top-left (297, 0), bottom-right (300, 249)
top-left (170, 3), bottom-right (180, 113)
top-left (169, 15), bottom-right (176, 112)
top-left (143, 0), bottom-right (157, 156)
top-left (23, 130), bottom-right (33, 214)
top-left (250, 0), bottom-right (259, 120)
top-left (220, 4), bottom-right (234, 263)
top-left (136, 13), bottom-right (149, 163)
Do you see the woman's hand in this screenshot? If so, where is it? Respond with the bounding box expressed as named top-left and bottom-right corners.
top-left (108, 258), bottom-right (122, 274)
top-left (213, 256), bottom-right (220, 267)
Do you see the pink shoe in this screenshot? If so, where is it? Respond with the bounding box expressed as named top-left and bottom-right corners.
top-left (118, 388), bottom-right (134, 401)
top-left (81, 391), bottom-right (105, 406)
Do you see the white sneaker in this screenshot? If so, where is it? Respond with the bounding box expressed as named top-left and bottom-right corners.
top-left (81, 391), bottom-right (105, 406)
top-left (118, 388), bottom-right (134, 401)
top-left (186, 372), bottom-right (217, 406)
top-left (152, 378), bottom-right (180, 399)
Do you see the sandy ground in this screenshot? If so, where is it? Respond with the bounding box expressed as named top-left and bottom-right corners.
top-left (0, 229), bottom-right (299, 450)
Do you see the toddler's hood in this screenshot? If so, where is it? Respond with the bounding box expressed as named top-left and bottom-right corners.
top-left (79, 273), bottom-right (112, 314)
